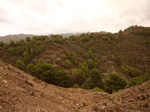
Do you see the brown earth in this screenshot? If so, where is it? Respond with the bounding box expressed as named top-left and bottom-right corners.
top-left (0, 61), bottom-right (150, 112)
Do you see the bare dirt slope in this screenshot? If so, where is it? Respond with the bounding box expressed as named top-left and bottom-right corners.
top-left (0, 61), bottom-right (150, 112)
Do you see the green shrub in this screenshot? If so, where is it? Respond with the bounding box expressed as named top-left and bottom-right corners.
top-left (102, 36), bottom-right (109, 40)
top-left (121, 64), bottom-right (142, 77)
top-left (81, 82), bottom-right (90, 89)
top-left (86, 59), bottom-right (95, 69)
top-left (142, 73), bottom-right (150, 81)
top-left (92, 87), bottom-right (104, 92)
top-left (64, 59), bottom-right (72, 68)
top-left (113, 36), bottom-right (119, 40)
top-left (26, 63), bottom-right (35, 74)
top-left (72, 52), bottom-right (77, 63)
top-left (23, 51), bottom-right (30, 63)
top-left (89, 70), bottom-right (102, 88)
top-left (73, 84), bottom-right (80, 88)
top-left (69, 35), bottom-right (77, 41)
top-left (8, 47), bottom-right (16, 55)
top-left (81, 35), bottom-right (89, 42)
top-left (129, 77), bottom-right (144, 87)
top-left (15, 59), bottom-right (25, 70)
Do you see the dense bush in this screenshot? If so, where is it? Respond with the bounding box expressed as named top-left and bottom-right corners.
top-left (15, 59), bottom-right (25, 70)
top-left (79, 62), bottom-right (89, 77)
top-left (26, 60), bottom-right (70, 87)
top-left (5, 36), bottom-right (45, 58)
top-left (64, 59), bottom-right (72, 68)
top-left (26, 63), bottom-right (35, 74)
top-left (69, 35), bottom-right (77, 41)
top-left (73, 84), bottom-right (80, 88)
top-left (132, 28), bottom-right (150, 36)
top-left (86, 59), bottom-right (95, 69)
top-left (92, 87), bottom-right (105, 92)
top-left (129, 73), bottom-right (150, 87)
top-left (129, 77), bottom-right (143, 87)
top-left (81, 82), bottom-right (90, 89)
top-left (81, 35), bottom-right (90, 42)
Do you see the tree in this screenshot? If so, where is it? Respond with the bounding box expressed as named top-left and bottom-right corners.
top-left (23, 51), bottom-right (30, 63)
top-left (15, 59), bottom-right (25, 70)
top-left (54, 69), bottom-right (70, 87)
top-left (72, 52), bottom-right (77, 63)
top-left (26, 37), bottom-right (31, 42)
top-left (9, 40), bottom-right (15, 47)
top-left (105, 73), bottom-right (127, 93)
top-left (41, 70), bottom-right (54, 83)
top-left (0, 41), bottom-right (4, 46)
top-left (3, 44), bottom-right (8, 51)
top-left (80, 62), bottom-right (89, 77)
top-left (17, 39), bottom-right (25, 46)
top-left (30, 48), bottom-right (34, 55)
top-left (8, 47), bottom-right (16, 55)
top-left (26, 63), bottom-right (35, 74)
top-left (72, 68), bottom-right (86, 86)
top-left (16, 46), bottom-right (24, 55)
top-left (34, 60), bottom-right (52, 78)
top-left (89, 70), bottom-right (102, 88)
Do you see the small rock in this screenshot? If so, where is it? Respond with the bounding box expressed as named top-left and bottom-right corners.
top-left (3, 80), bottom-right (7, 83)
top-left (29, 91), bottom-right (34, 96)
top-left (143, 104), bottom-right (149, 108)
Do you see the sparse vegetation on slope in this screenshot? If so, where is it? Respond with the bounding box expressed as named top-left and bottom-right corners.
top-left (0, 26), bottom-right (150, 93)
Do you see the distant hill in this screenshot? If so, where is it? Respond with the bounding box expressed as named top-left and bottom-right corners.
top-left (0, 31), bottom-right (107, 43)
top-left (0, 34), bottom-right (35, 43)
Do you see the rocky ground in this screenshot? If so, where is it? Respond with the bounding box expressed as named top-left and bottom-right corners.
top-left (0, 60), bottom-right (150, 112)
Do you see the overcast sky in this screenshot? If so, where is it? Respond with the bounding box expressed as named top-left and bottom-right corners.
top-left (0, 0), bottom-right (150, 36)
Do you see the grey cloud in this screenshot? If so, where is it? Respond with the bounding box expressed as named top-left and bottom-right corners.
top-left (0, 0), bottom-right (150, 36)
top-left (0, 17), bottom-right (11, 23)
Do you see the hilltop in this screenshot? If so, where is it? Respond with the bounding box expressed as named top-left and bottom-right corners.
top-left (0, 60), bottom-right (150, 112)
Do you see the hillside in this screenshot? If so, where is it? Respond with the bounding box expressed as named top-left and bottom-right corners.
top-left (0, 60), bottom-right (150, 112)
top-left (0, 26), bottom-right (150, 94)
